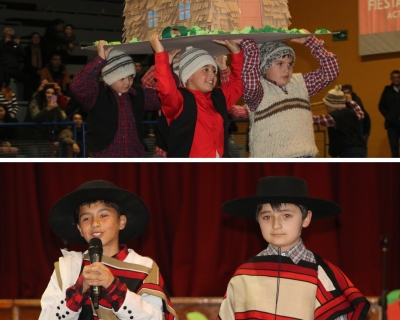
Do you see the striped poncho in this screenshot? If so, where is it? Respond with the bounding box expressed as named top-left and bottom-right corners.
top-left (218, 254), bottom-right (370, 320)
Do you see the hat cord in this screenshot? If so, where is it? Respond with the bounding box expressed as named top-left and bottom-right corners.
top-left (274, 247), bottom-right (281, 320)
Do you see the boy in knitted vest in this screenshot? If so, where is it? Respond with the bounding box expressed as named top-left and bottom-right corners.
top-left (218, 176), bottom-right (370, 319)
top-left (313, 85), bottom-right (366, 158)
top-left (70, 40), bottom-right (161, 158)
top-left (149, 34), bottom-right (243, 158)
top-left (241, 32), bottom-right (339, 157)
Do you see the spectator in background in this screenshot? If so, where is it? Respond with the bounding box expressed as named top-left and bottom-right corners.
top-left (40, 52), bottom-right (71, 95)
top-left (342, 84), bottom-right (371, 144)
top-left (59, 24), bottom-right (78, 63)
top-left (0, 104), bottom-right (19, 156)
top-left (313, 85), bottom-right (366, 158)
top-left (58, 111), bottom-right (86, 157)
top-left (42, 19), bottom-right (71, 63)
top-left (23, 80), bottom-right (67, 157)
top-left (0, 27), bottom-right (32, 100)
top-left (0, 71), bottom-right (18, 118)
top-left (23, 32), bottom-right (45, 91)
top-left (378, 70), bottom-right (400, 157)
top-left (133, 61), bottom-right (146, 84)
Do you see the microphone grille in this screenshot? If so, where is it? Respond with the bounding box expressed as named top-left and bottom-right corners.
top-left (89, 238), bottom-right (102, 249)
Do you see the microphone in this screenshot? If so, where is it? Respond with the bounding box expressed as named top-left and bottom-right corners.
top-left (88, 238), bottom-right (103, 309)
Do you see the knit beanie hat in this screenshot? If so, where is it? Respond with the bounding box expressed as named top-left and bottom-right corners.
top-left (259, 41), bottom-right (295, 76)
top-left (101, 49), bottom-right (136, 85)
top-left (179, 46), bottom-right (218, 86)
top-left (323, 85), bottom-right (346, 109)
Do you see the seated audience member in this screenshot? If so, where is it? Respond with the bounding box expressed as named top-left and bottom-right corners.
top-left (23, 32), bottom-right (46, 91)
top-left (23, 81), bottom-right (67, 157)
top-left (313, 85), bottom-right (366, 158)
top-left (0, 71), bottom-right (18, 118)
top-left (40, 53), bottom-right (71, 94)
top-left (0, 104), bottom-right (19, 156)
top-left (58, 111), bottom-right (86, 157)
top-left (342, 84), bottom-right (371, 143)
top-left (0, 27), bottom-right (32, 100)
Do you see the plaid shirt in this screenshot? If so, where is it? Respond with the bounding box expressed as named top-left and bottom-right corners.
top-left (313, 101), bottom-right (365, 128)
top-left (241, 37), bottom-right (339, 111)
top-left (258, 240), bottom-right (347, 320)
top-left (70, 56), bottom-right (160, 158)
top-left (66, 246), bottom-right (129, 313)
top-left (258, 239), bottom-right (316, 264)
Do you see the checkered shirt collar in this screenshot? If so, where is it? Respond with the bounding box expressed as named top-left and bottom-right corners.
top-left (258, 239), bottom-right (316, 264)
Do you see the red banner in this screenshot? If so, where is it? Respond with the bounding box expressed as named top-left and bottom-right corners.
top-left (359, 0), bottom-right (400, 34)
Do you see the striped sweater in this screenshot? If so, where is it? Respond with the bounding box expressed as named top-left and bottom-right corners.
top-left (248, 74), bottom-right (318, 158)
top-left (0, 91), bottom-right (18, 118)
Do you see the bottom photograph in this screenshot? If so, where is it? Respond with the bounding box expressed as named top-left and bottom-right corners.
top-left (0, 162), bottom-right (399, 320)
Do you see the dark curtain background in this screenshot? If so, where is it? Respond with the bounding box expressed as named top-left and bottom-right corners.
top-left (0, 162), bottom-right (399, 299)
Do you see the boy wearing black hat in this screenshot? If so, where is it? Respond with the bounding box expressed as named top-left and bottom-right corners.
top-left (39, 180), bottom-right (176, 320)
top-left (70, 41), bottom-right (161, 158)
top-left (240, 32), bottom-right (339, 157)
top-left (218, 176), bottom-right (370, 319)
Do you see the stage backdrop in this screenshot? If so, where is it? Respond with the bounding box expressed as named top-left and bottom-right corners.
top-left (0, 163), bottom-right (399, 299)
top-left (359, 0), bottom-right (400, 55)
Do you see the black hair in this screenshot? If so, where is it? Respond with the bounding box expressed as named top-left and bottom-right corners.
top-left (29, 32), bottom-right (41, 41)
top-left (342, 84), bottom-right (353, 92)
top-left (65, 24), bottom-right (74, 29)
top-left (74, 200), bottom-right (124, 224)
top-left (36, 84), bottom-right (56, 109)
top-left (256, 203), bottom-right (309, 221)
top-left (391, 70), bottom-right (400, 77)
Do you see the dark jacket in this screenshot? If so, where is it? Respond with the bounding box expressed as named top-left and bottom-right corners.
top-left (378, 85), bottom-right (400, 128)
top-left (351, 92), bottom-right (371, 135)
top-left (328, 108), bottom-right (366, 157)
top-left (86, 83), bottom-right (145, 152)
top-left (0, 39), bottom-right (26, 72)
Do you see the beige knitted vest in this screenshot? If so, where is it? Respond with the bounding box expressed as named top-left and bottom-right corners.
top-left (248, 74), bottom-right (318, 158)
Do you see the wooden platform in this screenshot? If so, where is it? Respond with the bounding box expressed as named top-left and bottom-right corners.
top-left (0, 297), bottom-right (381, 319)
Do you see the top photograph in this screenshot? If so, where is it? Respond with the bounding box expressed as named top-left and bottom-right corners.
top-left (0, 0), bottom-right (398, 159)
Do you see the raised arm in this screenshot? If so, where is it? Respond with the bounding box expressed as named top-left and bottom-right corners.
top-left (301, 36), bottom-right (339, 98)
top-left (70, 41), bottom-right (113, 110)
top-left (149, 34), bottom-right (184, 122)
top-left (240, 39), bottom-right (263, 111)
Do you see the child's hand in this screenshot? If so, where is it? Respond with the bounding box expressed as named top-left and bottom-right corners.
top-left (212, 39), bottom-right (241, 54)
top-left (149, 34), bottom-right (164, 53)
top-left (214, 55), bottom-right (228, 70)
top-left (345, 93), bottom-right (352, 102)
top-left (97, 40), bottom-right (114, 60)
top-left (81, 262), bottom-right (115, 293)
top-left (291, 29), bottom-right (311, 44)
top-left (168, 49), bottom-right (181, 64)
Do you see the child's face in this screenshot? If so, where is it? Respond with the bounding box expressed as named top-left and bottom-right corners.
top-left (110, 75), bottom-right (134, 93)
top-left (257, 203), bottom-right (311, 252)
top-left (265, 56), bottom-right (294, 87)
top-left (76, 201), bottom-right (127, 256)
top-left (186, 64), bottom-right (217, 93)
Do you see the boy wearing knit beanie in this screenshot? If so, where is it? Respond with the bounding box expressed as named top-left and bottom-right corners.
top-left (241, 30), bottom-right (339, 157)
top-left (149, 34), bottom-right (244, 158)
top-left (70, 40), bottom-right (161, 157)
top-left (313, 85), bottom-right (367, 158)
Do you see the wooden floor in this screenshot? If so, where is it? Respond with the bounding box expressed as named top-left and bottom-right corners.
top-left (0, 297), bottom-right (381, 319)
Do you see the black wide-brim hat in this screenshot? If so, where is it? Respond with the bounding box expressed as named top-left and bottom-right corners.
top-left (50, 180), bottom-right (150, 245)
top-left (222, 176), bottom-right (341, 219)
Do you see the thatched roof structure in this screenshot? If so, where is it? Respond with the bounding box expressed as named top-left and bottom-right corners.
top-left (123, 0), bottom-right (291, 43)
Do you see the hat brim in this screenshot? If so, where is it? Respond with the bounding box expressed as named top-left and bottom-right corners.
top-left (222, 196), bottom-right (341, 219)
top-left (323, 98), bottom-right (346, 109)
top-left (50, 187), bottom-right (149, 245)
